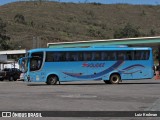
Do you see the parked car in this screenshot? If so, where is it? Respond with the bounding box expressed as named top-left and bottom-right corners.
top-left (2, 68), bottom-right (22, 81)
top-left (0, 70), bottom-right (6, 81)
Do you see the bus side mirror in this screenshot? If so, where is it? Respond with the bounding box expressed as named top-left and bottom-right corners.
top-left (18, 58), bottom-right (23, 65)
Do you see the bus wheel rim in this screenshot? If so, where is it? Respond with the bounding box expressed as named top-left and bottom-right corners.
top-left (111, 75), bottom-right (119, 83)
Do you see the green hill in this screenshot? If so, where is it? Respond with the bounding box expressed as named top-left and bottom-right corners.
top-left (0, 1), bottom-right (160, 49)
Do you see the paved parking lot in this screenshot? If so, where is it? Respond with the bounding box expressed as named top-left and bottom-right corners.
top-left (0, 79), bottom-right (160, 119)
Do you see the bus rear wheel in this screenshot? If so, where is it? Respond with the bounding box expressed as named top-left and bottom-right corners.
top-left (46, 75), bottom-right (58, 85)
top-left (109, 74), bottom-right (120, 84)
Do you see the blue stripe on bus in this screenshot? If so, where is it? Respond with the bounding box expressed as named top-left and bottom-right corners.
top-left (63, 61), bottom-right (145, 79)
top-left (122, 64), bottom-right (144, 71)
top-left (63, 61), bottom-right (124, 79)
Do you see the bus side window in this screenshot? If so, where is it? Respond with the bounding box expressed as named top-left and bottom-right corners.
top-left (92, 52), bottom-right (101, 61)
top-left (134, 51), bottom-right (141, 60)
top-left (65, 52), bottom-right (70, 61)
top-left (91, 52), bottom-right (95, 61)
top-left (140, 51), bottom-right (145, 60)
top-left (145, 51), bottom-right (150, 60)
top-left (95, 52), bottom-right (101, 61)
top-left (78, 52), bottom-right (83, 61)
top-left (54, 52), bottom-right (61, 61)
top-left (117, 51), bottom-right (125, 60)
top-left (63, 52), bottom-right (67, 61)
top-left (46, 52), bottom-right (53, 62)
top-left (83, 52), bottom-right (92, 61)
top-left (126, 51), bottom-right (133, 60)
top-left (140, 51), bottom-right (150, 60)
top-left (101, 52), bottom-right (107, 61)
top-left (110, 51), bottom-right (116, 61)
top-left (53, 53), bottom-right (57, 61)
top-left (107, 52), bottom-right (111, 60)
top-left (70, 52), bottom-right (78, 61)
top-left (73, 53), bottom-right (78, 61)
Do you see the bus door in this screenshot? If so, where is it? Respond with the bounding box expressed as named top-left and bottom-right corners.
top-left (30, 56), bottom-right (45, 82)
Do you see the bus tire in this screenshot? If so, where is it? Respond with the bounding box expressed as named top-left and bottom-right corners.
top-left (109, 74), bottom-right (120, 84)
top-left (46, 75), bottom-right (58, 85)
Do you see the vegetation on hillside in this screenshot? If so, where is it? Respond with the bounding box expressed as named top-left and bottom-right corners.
top-left (0, 18), bottom-right (11, 50)
top-left (0, 1), bottom-right (160, 50)
top-left (114, 23), bottom-right (142, 38)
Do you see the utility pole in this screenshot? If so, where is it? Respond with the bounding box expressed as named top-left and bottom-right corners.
top-left (32, 36), bottom-right (41, 48)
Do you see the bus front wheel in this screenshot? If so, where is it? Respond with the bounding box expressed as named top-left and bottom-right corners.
top-left (109, 74), bottom-right (120, 84)
top-left (46, 75), bottom-right (58, 85)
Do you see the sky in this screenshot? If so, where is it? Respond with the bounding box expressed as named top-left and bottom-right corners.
top-left (0, 0), bottom-right (160, 5)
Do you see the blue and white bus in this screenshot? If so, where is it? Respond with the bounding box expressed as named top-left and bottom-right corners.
top-left (19, 46), bottom-right (154, 84)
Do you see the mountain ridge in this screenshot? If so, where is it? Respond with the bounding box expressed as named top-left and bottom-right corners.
top-left (0, 1), bottom-right (160, 49)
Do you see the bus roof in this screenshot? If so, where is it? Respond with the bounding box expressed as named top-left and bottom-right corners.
top-left (28, 46), bottom-right (152, 53)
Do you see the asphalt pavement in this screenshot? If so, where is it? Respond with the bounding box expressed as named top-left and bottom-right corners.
top-left (0, 79), bottom-right (160, 120)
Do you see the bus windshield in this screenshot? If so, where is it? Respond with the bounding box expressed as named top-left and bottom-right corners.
top-left (30, 52), bottom-right (43, 71)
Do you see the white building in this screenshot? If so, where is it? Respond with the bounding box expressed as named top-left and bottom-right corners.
top-left (0, 50), bottom-right (26, 70)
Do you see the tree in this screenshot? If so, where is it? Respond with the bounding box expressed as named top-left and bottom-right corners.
top-left (114, 23), bottom-right (141, 39)
top-left (14, 14), bottom-right (26, 24)
top-left (0, 18), bottom-right (10, 50)
top-left (150, 29), bottom-right (156, 36)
